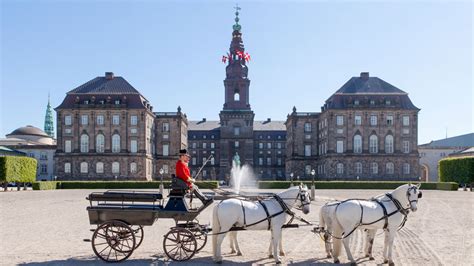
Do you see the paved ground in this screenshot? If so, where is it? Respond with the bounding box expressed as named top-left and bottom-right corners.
top-left (0, 188), bottom-right (472, 265)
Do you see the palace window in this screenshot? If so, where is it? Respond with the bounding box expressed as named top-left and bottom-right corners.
top-left (371, 162), bottom-right (378, 174)
top-left (131, 115), bottom-right (138, 126)
top-left (163, 144), bottom-right (169, 156)
top-left (112, 162), bottom-right (120, 174)
top-left (130, 140), bottom-right (138, 153)
top-left (80, 134), bottom-right (89, 153)
top-left (370, 115), bottom-right (377, 126)
top-left (81, 115), bottom-right (88, 125)
top-left (354, 115), bottom-right (362, 126)
top-left (354, 135), bottom-right (362, 153)
top-left (386, 162), bottom-right (394, 174)
top-left (386, 115), bottom-right (394, 126)
top-left (403, 163), bottom-right (410, 175)
top-left (403, 141), bottom-right (410, 153)
top-left (96, 134), bottom-right (105, 153)
top-left (65, 140), bottom-right (72, 153)
top-left (336, 115), bottom-right (344, 126)
top-left (336, 163), bottom-right (344, 174)
top-left (64, 163), bottom-right (71, 173)
top-left (80, 162), bottom-right (88, 173)
top-left (304, 145), bottom-right (311, 157)
top-left (369, 135), bottom-right (378, 153)
top-left (112, 115), bottom-right (120, 125)
top-left (112, 134), bottom-right (120, 153)
top-left (336, 140), bottom-right (344, 153)
top-left (403, 116), bottom-right (410, 126)
top-left (385, 135), bottom-right (394, 154)
top-left (162, 122), bottom-right (170, 132)
top-left (65, 115), bottom-right (72, 125)
top-left (130, 162), bottom-right (137, 174)
top-left (96, 162), bottom-right (104, 174)
top-left (355, 162), bottom-right (363, 174)
top-left (96, 115), bottom-right (104, 125)
top-left (304, 122), bottom-right (312, 132)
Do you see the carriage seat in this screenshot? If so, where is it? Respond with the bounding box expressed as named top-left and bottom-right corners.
top-left (88, 191), bottom-right (163, 202)
top-left (169, 175), bottom-right (189, 197)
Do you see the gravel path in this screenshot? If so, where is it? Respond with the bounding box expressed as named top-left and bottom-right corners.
top-left (0, 189), bottom-right (472, 265)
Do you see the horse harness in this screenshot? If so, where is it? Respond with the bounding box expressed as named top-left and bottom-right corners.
top-left (332, 192), bottom-right (413, 239)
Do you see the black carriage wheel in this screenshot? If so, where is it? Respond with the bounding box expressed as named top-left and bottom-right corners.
top-left (193, 230), bottom-right (208, 252)
top-left (92, 220), bottom-right (136, 263)
top-left (129, 225), bottom-right (144, 249)
top-left (163, 227), bottom-right (197, 261)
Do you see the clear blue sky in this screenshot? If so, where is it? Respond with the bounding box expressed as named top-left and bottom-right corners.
top-left (1, 0), bottom-right (472, 144)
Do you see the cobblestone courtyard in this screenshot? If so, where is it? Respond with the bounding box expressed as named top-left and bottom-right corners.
top-left (1, 188), bottom-right (472, 265)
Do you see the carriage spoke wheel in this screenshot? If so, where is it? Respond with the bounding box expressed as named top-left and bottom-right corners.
top-left (129, 225), bottom-right (144, 249)
top-left (92, 220), bottom-right (136, 262)
top-left (193, 229), bottom-right (208, 252)
top-left (163, 227), bottom-right (197, 261)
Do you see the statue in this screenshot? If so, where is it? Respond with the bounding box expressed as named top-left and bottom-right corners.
top-left (233, 152), bottom-right (241, 167)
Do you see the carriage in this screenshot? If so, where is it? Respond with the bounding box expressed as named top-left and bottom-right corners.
top-left (86, 179), bottom-right (214, 262)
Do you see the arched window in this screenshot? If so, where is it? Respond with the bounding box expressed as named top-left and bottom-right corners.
top-left (112, 162), bottom-right (120, 174)
top-left (336, 163), bottom-right (344, 174)
top-left (96, 134), bottom-right (105, 153)
top-left (353, 134), bottom-right (362, 153)
top-left (234, 92), bottom-right (240, 101)
top-left (386, 162), bottom-right (394, 174)
top-left (64, 163), bottom-right (71, 173)
top-left (112, 134), bottom-right (120, 153)
top-left (385, 135), bottom-right (394, 154)
top-left (80, 134), bottom-right (89, 153)
top-left (403, 163), bottom-right (410, 174)
top-left (355, 162), bottom-right (362, 174)
top-left (371, 162), bottom-right (378, 174)
top-left (96, 162), bottom-right (104, 174)
top-left (369, 135), bottom-right (378, 154)
top-left (130, 162), bottom-right (137, 174)
top-left (80, 162), bottom-right (88, 173)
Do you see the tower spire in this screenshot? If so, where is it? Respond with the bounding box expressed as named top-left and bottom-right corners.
top-left (233, 4), bottom-right (242, 32)
top-left (44, 93), bottom-right (54, 138)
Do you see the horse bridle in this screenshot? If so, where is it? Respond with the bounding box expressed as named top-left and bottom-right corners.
top-left (294, 187), bottom-right (311, 211)
top-left (406, 185), bottom-right (422, 207)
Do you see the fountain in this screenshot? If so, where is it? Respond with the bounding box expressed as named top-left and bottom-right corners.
top-left (230, 152), bottom-right (257, 194)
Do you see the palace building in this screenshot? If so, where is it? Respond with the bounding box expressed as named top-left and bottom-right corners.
top-left (54, 9), bottom-right (420, 181)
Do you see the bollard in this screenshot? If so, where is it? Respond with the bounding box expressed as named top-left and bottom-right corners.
top-left (311, 184), bottom-right (315, 201)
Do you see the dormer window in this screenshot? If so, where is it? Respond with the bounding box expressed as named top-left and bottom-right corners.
top-left (99, 100), bottom-right (105, 104)
top-left (115, 100), bottom-right (120, 105)
top-left (370, 100), bottom-right (375, 105)
top-left (84, 100), bottom-right (89, 104)
top-left (385, 100), bottom-right (391, 105)
top-left (354, 100), bottom-right (359, 105)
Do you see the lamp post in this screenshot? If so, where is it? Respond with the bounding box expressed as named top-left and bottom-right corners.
top-left (290, 173), bottom-right (294, 187)
top-left (159, 168), bottom-right (164, 195)
top-left (310, 169), bottom-right (316, 201)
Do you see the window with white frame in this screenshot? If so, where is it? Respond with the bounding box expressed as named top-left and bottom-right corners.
top-left (385, 135), bottom-right (394, 153)
top-left (277, 158), bottom-right (282, 166)
top-left (336, 163), bottom-right (344, 174)
top-left (355, 115), bottom-right (362, 126)
top-left (277, 143), bottom-right (282, 149)
top-left (65, 115), bottom-right (72, 125)
top-left (210, 142), bottom-right (215, 149)
top-left (211, 157), bottom-right (215, 165)
top-left (40, 164), bottom-right (47, 174)
top-left (131, 115), bottom-right (138, 125)
top-left (267, 157), bottom-right (271, 166)
top-left (96, 134), bottom-right (105, 153)
top-left (96, 162), bottom-right (104, 174)
top-left (80, 134), bottom-right (89, 153)
top-left (258, 157), bottom-right (263, 166)
top-left (267, 143), bottom-right (271, 149)
top-left (81, 115), bottom-right (88, 125)
top-left (131, 128), bottom-right (137, 134)
top-left (130, 140), bottom-right (138, 153)
top-left (112, 134), bottom-right (120, 153)
top-left (96, 115), bottom-right (104, 125)
top-left (369, 135), bottom-right (378, 153)
top-left (386, 162), bottom-right (394, 174)
top-left (163, 144), bottom-right (169, 156)
top-left (304, 145), bottom-right (311, 157)
top-left (304, 122), bottom-right (312, 132)
top-left (203, 143), bottom-right (207, 149)
top-left (403, 128), bottom-right (410, 134)
top-left (355, 162), bottom-right (363, 174)
top-left (65, 140), bottom-right (72, 153)
top-left (371, 162), bottom-right (378, 174)
top-left (336, 115), bottom-right (344, 126)
top-left (336, 140), bottom-right (344, 153)
top-left (403, 141), bottom-right (410, 153)
top-left (387, 115), bottom-right (394, 126)
top-left (353, 135), bottom-right (362, 153)
top-left (370, 115), bottom-right (377, 126)
top-left (130, 162), bottom-right (137, 174)
top-left (403, 163), bottom-right (410, 174)
top-left (112, 162), bottom-right (120, 174)
top-left (234, 126), bottom-right (240, 136)
top-left (163, 164), bottom-right (169, 174)
top-left (402, 116), bottom-right (410, 126)
top-left (80, 162), bottom-right (88, 173)
top-left (192, 157), bottom-right (197, 165)
top-left (162, 122), bottom-right (169, 132)
top-left (235, 141), bottom-right (239, 148)
top-left (112, 115), bottom-right (120, 125)
top-left (64, 162), bottom-right (71, 173)
top-left (259, 143), bottom-right (263, 149)
top-left (192, 142), bottom-right (196, 149)
top-left (305, 165), bottom-right (311, 176)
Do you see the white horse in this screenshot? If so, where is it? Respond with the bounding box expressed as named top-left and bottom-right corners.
top-left (318, 201), bottom-right (377, 260)
top-left (330, 183), bottom-right (422, 265)
top-left (212, 185), bottom-right (311, 264)
top-left (228, 230), bottom-right (285, 258)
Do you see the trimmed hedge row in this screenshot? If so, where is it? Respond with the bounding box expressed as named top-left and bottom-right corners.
top-left (258, 181), bottom-right (458, 191)
top-left (32, 181), bottom-right (219, 190)
top-left (0, 156), bottom-right (37, 183)
top-left (439, 157), bottom-right (474, 184)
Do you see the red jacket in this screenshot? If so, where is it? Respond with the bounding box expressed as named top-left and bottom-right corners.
top-left (176, 160), bottom-right (192, 188)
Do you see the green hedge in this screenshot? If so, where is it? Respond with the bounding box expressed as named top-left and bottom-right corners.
top-left (0, 156), bottom-right (37, 183)
top-left (32, 181), bottom-right (58, 190)
top-left (258, 181), bottom-right (458, 191)
top-left (439, 157), bottom-right (474, 184)
top-left (32, 181), bottom-right (219, 190)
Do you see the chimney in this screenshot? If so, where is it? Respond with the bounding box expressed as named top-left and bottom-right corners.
top-left (360, 72), bottom-right (369, 80)
top-left (105, 72), bottom-right (114, 80)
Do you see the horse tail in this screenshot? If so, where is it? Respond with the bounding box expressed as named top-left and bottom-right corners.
top-left (212, 203), bottom-right (221, 256)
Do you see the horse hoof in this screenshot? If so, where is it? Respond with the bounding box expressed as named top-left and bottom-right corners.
top-left (334, 259), bottom-right (340, 264)
top-left (276, 261), bottom-right (282, 265)
top-left (350, 262), bottom-right (357, 266)
top-left (388, 262), bottom-right (395, 266)
top-left (269, 254), bottom-right (274, 258)
top-left (384, 259), bottom-right (389, 264)
top-left (214, 260), bottom-right (222, 264)
top-left (369, 257), bottom-right (374, 261)
top-left (280, 252), bottom-right (286, 256)
top-left (237, 252), bottom-right (242, 256)
top-left (326, 254), bottom-right (332, 258)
